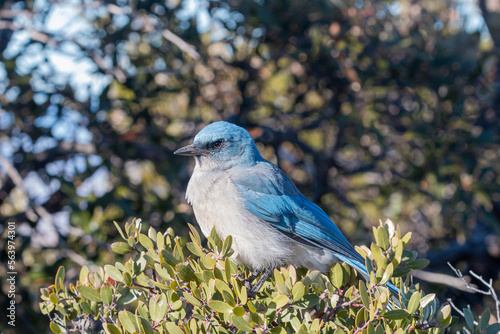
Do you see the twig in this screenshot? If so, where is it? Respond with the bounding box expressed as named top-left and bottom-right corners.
top-left (0, 156), bottom-right (41, 222)
top-left (447, 298), bottom-right (467, 319)
top-left (468, 271), bottom-right (500, 322)
top-left (0, 156), bottom-right (95, 266)
top-left (448, 262), bottom-right (500, 321)
top-left (447, 299), bottom-right (478, 330)
top-left (162, 29), bottom-right (200, 60)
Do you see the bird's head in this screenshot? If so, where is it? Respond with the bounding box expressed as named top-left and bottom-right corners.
top-left (174, 121), bottom-right (263, 171)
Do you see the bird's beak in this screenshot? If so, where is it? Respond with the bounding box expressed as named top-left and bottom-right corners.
top-left (174, 144), bottom-right (209, 156)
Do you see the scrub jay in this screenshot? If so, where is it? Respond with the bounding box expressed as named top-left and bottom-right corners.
top-left (174, 121), bottom-right (399, 296)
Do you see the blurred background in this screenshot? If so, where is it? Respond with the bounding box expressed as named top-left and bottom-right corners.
top-left (0, 0), bottom-right (499, 332)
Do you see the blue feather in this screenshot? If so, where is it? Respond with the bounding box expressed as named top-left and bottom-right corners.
top-left (231, 160), bottom-right (400, 295)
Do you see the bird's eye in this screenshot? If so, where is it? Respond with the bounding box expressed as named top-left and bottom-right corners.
top-left (213, 140), bottom-right (223, 148)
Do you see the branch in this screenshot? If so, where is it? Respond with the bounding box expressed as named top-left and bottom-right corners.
top-left (448, 262), bottom-right (500, 321)
top-left (0, 155), bottom-right (105, 257)
top-left (162, 29), bottom-right (200, 60)
top-left (411, 269), bottom-right (474, 292)
top-left (0, 155), bottom-right (42, 222)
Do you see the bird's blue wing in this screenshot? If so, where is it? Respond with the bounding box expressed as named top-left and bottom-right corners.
top-left (231, 161), bottom-right (400, 297)
top-left (230, 161), bottom-right (367, 267)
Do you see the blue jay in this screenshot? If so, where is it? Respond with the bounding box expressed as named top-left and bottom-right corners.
top-left (175, 121), bottom-right (399, 296)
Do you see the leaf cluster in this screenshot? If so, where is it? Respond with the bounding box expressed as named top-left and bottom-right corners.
top-left (40, 219), bottom-right (499, 334)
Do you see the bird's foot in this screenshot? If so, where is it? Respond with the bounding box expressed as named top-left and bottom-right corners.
top-left (244, 271), bottom-right (259, 297)
top-left (246, 268), bottom-right (274, 297)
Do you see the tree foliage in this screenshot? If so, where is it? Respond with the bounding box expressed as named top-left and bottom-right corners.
top-left (1, 0), bottom-right (500, 333)
top-left (43, 219), bottom-right (499, 334)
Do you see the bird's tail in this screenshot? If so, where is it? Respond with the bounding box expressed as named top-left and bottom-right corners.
top-left (336, 255), bottom-right (400, 308)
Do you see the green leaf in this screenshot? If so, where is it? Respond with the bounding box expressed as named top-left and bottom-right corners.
top-left (176, 264), bottom-right (197, 282)
top-left (186, 242), bottom-right (204, 257)
top-left (274, 269), bottom-right (284, 284)
top-left (215, 279), bottom-right (233, 296)
top-left (405, 259), bottom-right (430, 270)
top-left (233, 305), bottom-right (245, 317)
top-left (436, 304), bottom-right (451, 324)
top-left (359, 281), bottom-right (370, 308)
top-left (138, 301), bottom-right (148, 321)
top-left (330, 263), bottom-right (344, 289)
top-left (111, 242), bottom-right (132, 255)
top-left (40, 288), bottom-right (50, 299)
top-left (392, 267), bottom-right (411, 277)
top-left (208, 300), bottom-right (234, 313)
top-left (154, 263), bottom-right (171, 281)
top-left (150, 293), bottom-right (168, 322)
top-left (104, 265), bottom-right (124, 282)
top-left (118, 310), bottom-right (138, 333)
top-left (480, 308), bottom-right (490, 330)
top-left (221, 235), bottom-right (233, 256)
top-left (157, 231), bottom-right (165, 250)
top-left (113, 221), bottom-right (127, 240)
top-left (272, 294), bottom-right (289, 309)
top-left (49, 293), bottom-right (58, 304)
top-left (377, 227), bottom-right (390, 250)
top-left (202, 253), bottom-right (216, 269)
top-left (123, 272), bottom-right (132, 287)
top-left (163, 322), bottom-right (185, 334)
top-left (101, 285), bottom-right (113, 305)
top-left (55, 266), bottom-right (65, 292)
top-left (292, 282), bottom-right (305, 301)
top-left (419, 293), bottom-right (435, 308)
top-left (463, 308), bottom-right (475, 330)
top-left (294, 294), bottom-right (320, 309)
top-left (224, 258), bottom-right (233, 282)
top-left (401, 232), bottom-right (412, 244)
top-left (138, 233), bottom-right (154, 250)
top-left (127, 237), bottom-right (135, 247)
top-left (379, 263), bottom-right (393, 285)
top-left (76, 285), bottom-right (102, 302)
top-left (183, 292), bottom-right (202, 307)
top-left (188, 223), bottom-right (201, 245)
top-left (303, 270), bottom-right (321, 286)
top-left (40, 302), bottom-right (54, 314)
top-left (365, 257), bottom-right (374, 275)
top-left (247, 300), bottom-right (257, 313)
top-left (148, 226), bottom-right (157, 241)
top-left (231, 315), bottom-right (253, 331)
top-left (50, 322), bottom-right (64, 334)
top-left (355, 307), bottom-right (366, 327)
top-left (371, 244), bottom-right (382, 264)
top-left (79, 266), bottom-right (89, 284)
top-left (171, 299), bottom-right (183, 310)
top-left (486, 324), bottom-right (500, 334)
top-left (104, 323), bottom-right (122, 334)
top-left (222, 290), bottom-right (236, 307)
top-left (80, 301), bottom-right (91, 314)
top-left (383, 309), bottom-right (410, 320)
top-left (407, 292), bottom-right (420, 314)
top-left (140, 318), bottom-right (155, 334)
top-left (239, 285), bottom-right (248, 305)
top-left (125, 222), bottom-right (134, 238)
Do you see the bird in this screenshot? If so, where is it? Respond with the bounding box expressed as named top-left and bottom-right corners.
top-left (174, 121), bottom-right (399, 297)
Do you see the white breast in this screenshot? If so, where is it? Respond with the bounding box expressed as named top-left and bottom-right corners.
top-left (185, 168), bottom-right (294, 271)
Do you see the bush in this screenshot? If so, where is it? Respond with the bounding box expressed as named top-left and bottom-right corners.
top-left (40, 219), bottom-right (500, 334)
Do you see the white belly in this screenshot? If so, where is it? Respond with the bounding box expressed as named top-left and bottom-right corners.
top-left (186, 169), bottom-right (337, 272)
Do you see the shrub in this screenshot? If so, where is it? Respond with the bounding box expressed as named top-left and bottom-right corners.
top-left (40, 219), bottom-right (500, 333)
